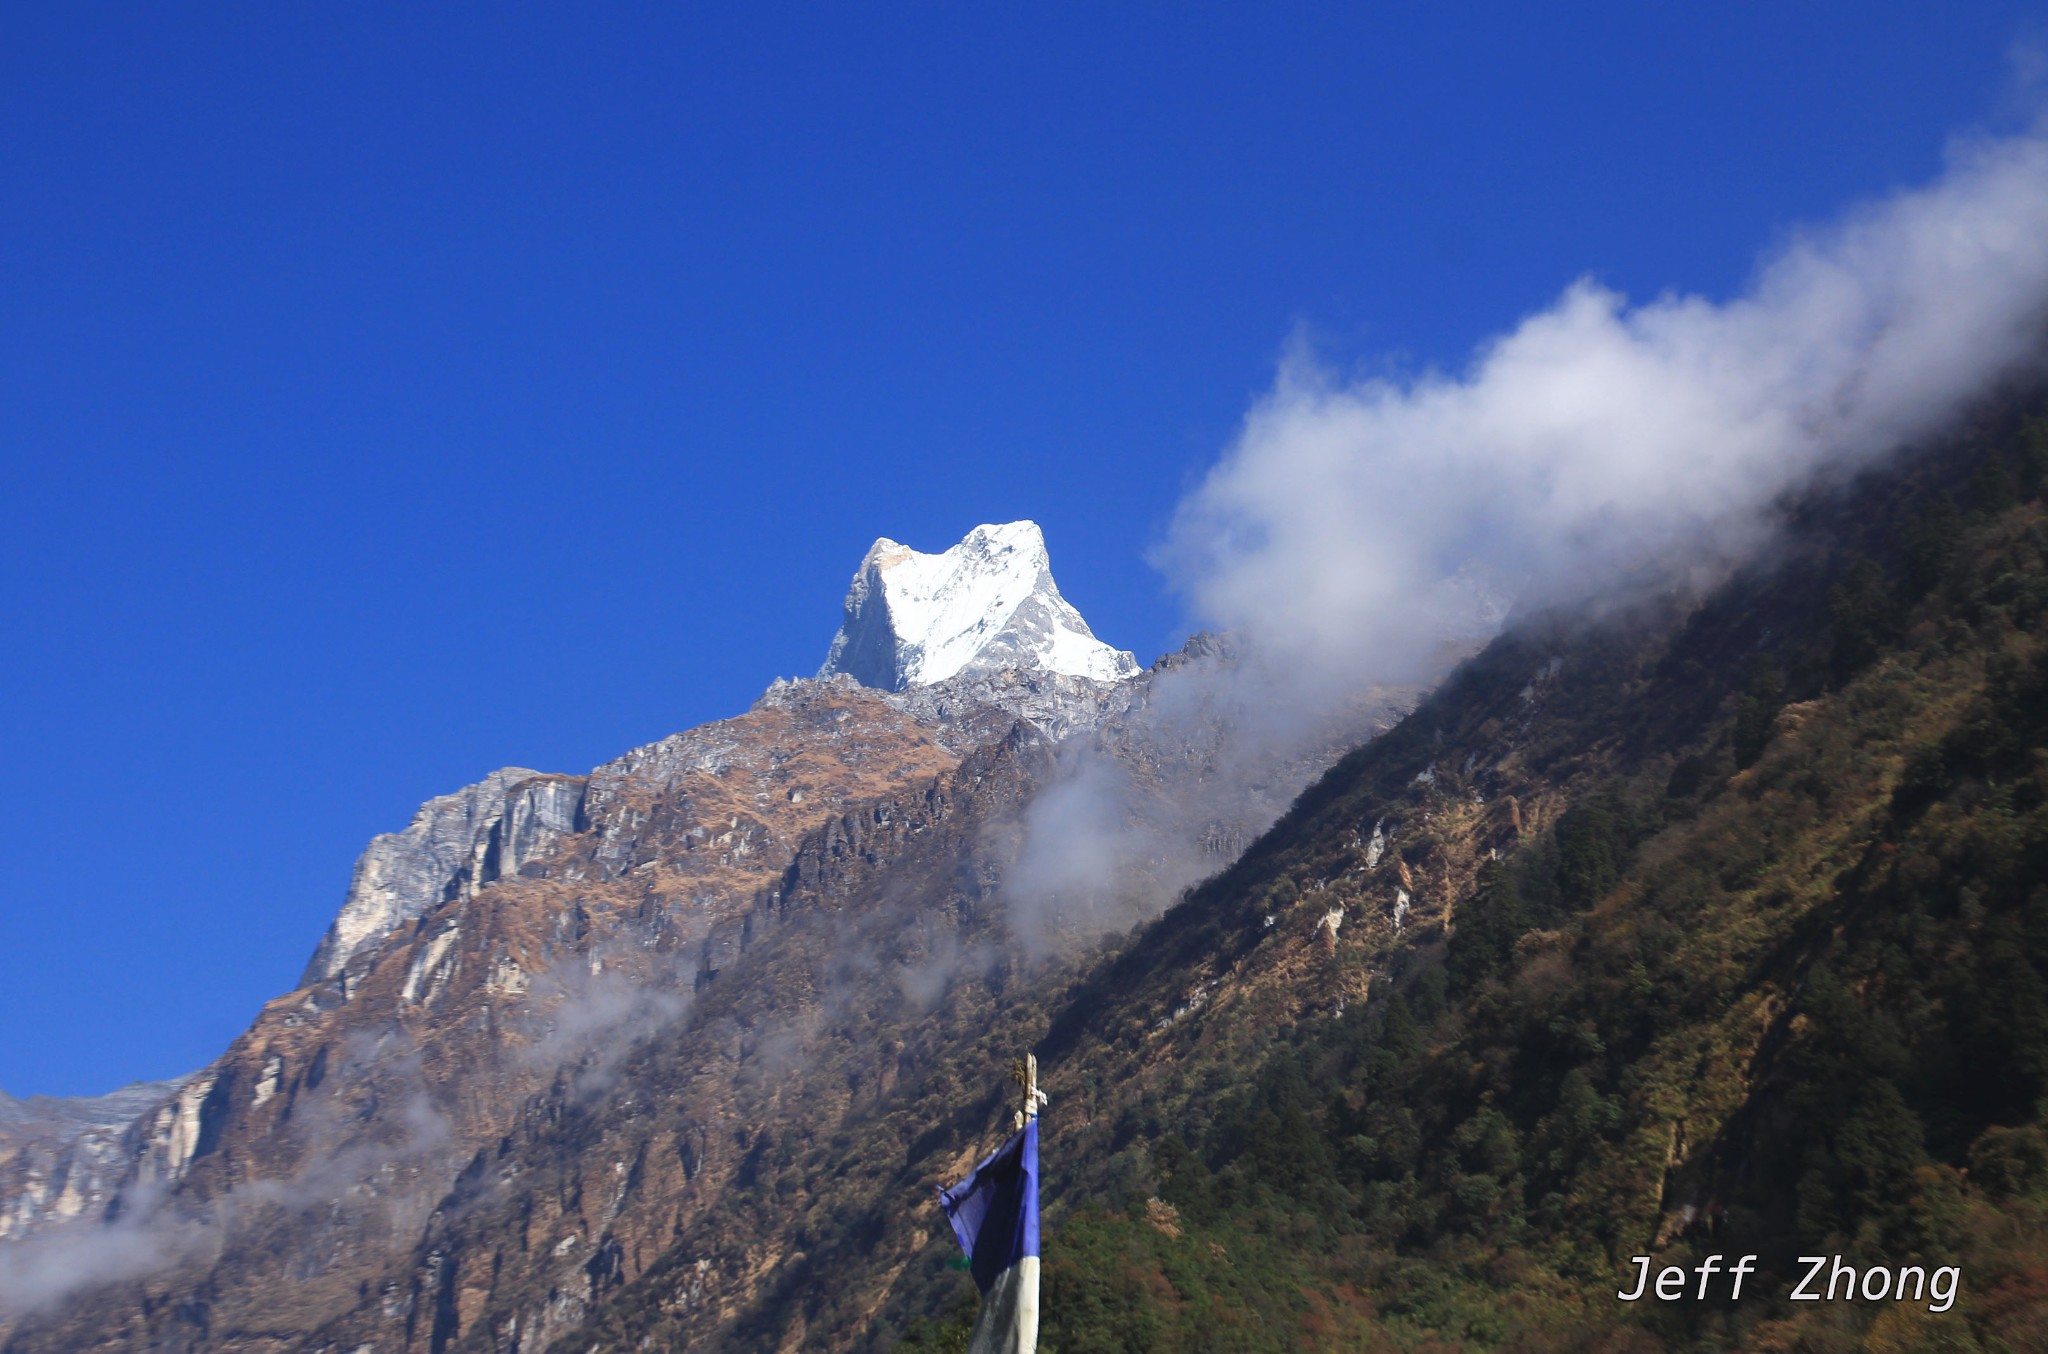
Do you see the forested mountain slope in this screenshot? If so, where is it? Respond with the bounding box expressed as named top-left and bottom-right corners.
top-left (854, 409), bottom-right (2048, 1353)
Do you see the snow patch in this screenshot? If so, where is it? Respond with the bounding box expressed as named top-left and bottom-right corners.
top-left (819, 521), bottom-right (1138, 688)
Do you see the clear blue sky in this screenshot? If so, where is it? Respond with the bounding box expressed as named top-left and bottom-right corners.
top-left (2, 3), bottom-right (2037, 1096)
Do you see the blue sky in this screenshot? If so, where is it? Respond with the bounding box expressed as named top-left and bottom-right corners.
top-left (2, 3), bottom-right (2040, 1096)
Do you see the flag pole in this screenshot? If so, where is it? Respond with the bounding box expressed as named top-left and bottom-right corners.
top-left (939, 1052), bottom-right (1046, 1353)
top-left (1010, 1052), bottom-right (1047, 1131)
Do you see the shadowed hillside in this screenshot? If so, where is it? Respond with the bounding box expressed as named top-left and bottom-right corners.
top-left (602, 404), bottom-right (2048, 1354)
top-left (949, 406), bottom-right (2048, 1353)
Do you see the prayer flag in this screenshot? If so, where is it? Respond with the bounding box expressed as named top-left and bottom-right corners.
top-left (938, 1119), bottom-right (1040, 1354)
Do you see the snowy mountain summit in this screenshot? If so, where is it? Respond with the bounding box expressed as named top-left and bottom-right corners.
top-left (818, 520), bottom-right (1139, 690)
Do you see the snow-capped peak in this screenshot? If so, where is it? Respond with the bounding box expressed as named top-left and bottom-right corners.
top-left (818, 521), bottom-right (1139, 689)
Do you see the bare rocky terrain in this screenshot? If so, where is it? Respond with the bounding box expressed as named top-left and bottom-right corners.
top-left (0, 526), bottom-right (1441, 1353)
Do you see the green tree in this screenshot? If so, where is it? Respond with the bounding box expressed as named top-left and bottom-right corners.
top-left (1730, 657), bottom-right (1786, 770)
top-left (1554, 802), bottom-right (1623, 906)
top-left (1447, 860), bottom-right (1528, 990)
top-left (1899, 491), bottom-right (1962, 598)
top-left (1971, 448), bottom-right (2018, 515)
top-left (2016, 414), bottom-right (2048, 496)
top-left (1828, 558), bottom-right (1895, 679)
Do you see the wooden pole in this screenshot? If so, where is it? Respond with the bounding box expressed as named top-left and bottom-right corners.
top-left (1010, 1052), bottom-right (1047, 1131)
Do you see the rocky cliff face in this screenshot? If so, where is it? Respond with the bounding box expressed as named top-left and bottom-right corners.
top-left (0, 676), bottom-right (978, 1348)
top-left (302, 769), bottom-right (586, 985)
top-left (0, 524), bottom-right (1474, 1354)
top-left (0, 1082), bottom-right (190, 1243)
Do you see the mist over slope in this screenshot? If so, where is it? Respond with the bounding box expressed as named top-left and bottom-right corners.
top-left (1011, 121), bottom-right (2048, 942)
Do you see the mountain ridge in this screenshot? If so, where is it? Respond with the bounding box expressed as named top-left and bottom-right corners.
top-left (0, 517), bottom-right (1452, 1351)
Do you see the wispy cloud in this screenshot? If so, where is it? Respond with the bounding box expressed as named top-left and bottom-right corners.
top-left (1159, 124), bottom-right (2048, 687)
top-left (0, 1034), bottom-right (458, 1319)
top-left (0, 953), bottom-right (694, 1322)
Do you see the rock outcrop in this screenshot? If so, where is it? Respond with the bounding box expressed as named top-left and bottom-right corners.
top-left (0, 1080), bottom-right (191, 1242)
top-left (302, 768), bottom-right (586, 984)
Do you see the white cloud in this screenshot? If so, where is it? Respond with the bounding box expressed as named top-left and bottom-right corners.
top-left (1160, 125), bottom-right (2048, 684)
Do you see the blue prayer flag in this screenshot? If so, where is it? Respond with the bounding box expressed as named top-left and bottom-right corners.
top-left (938, 1119), bottom-right (1040, 1353)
